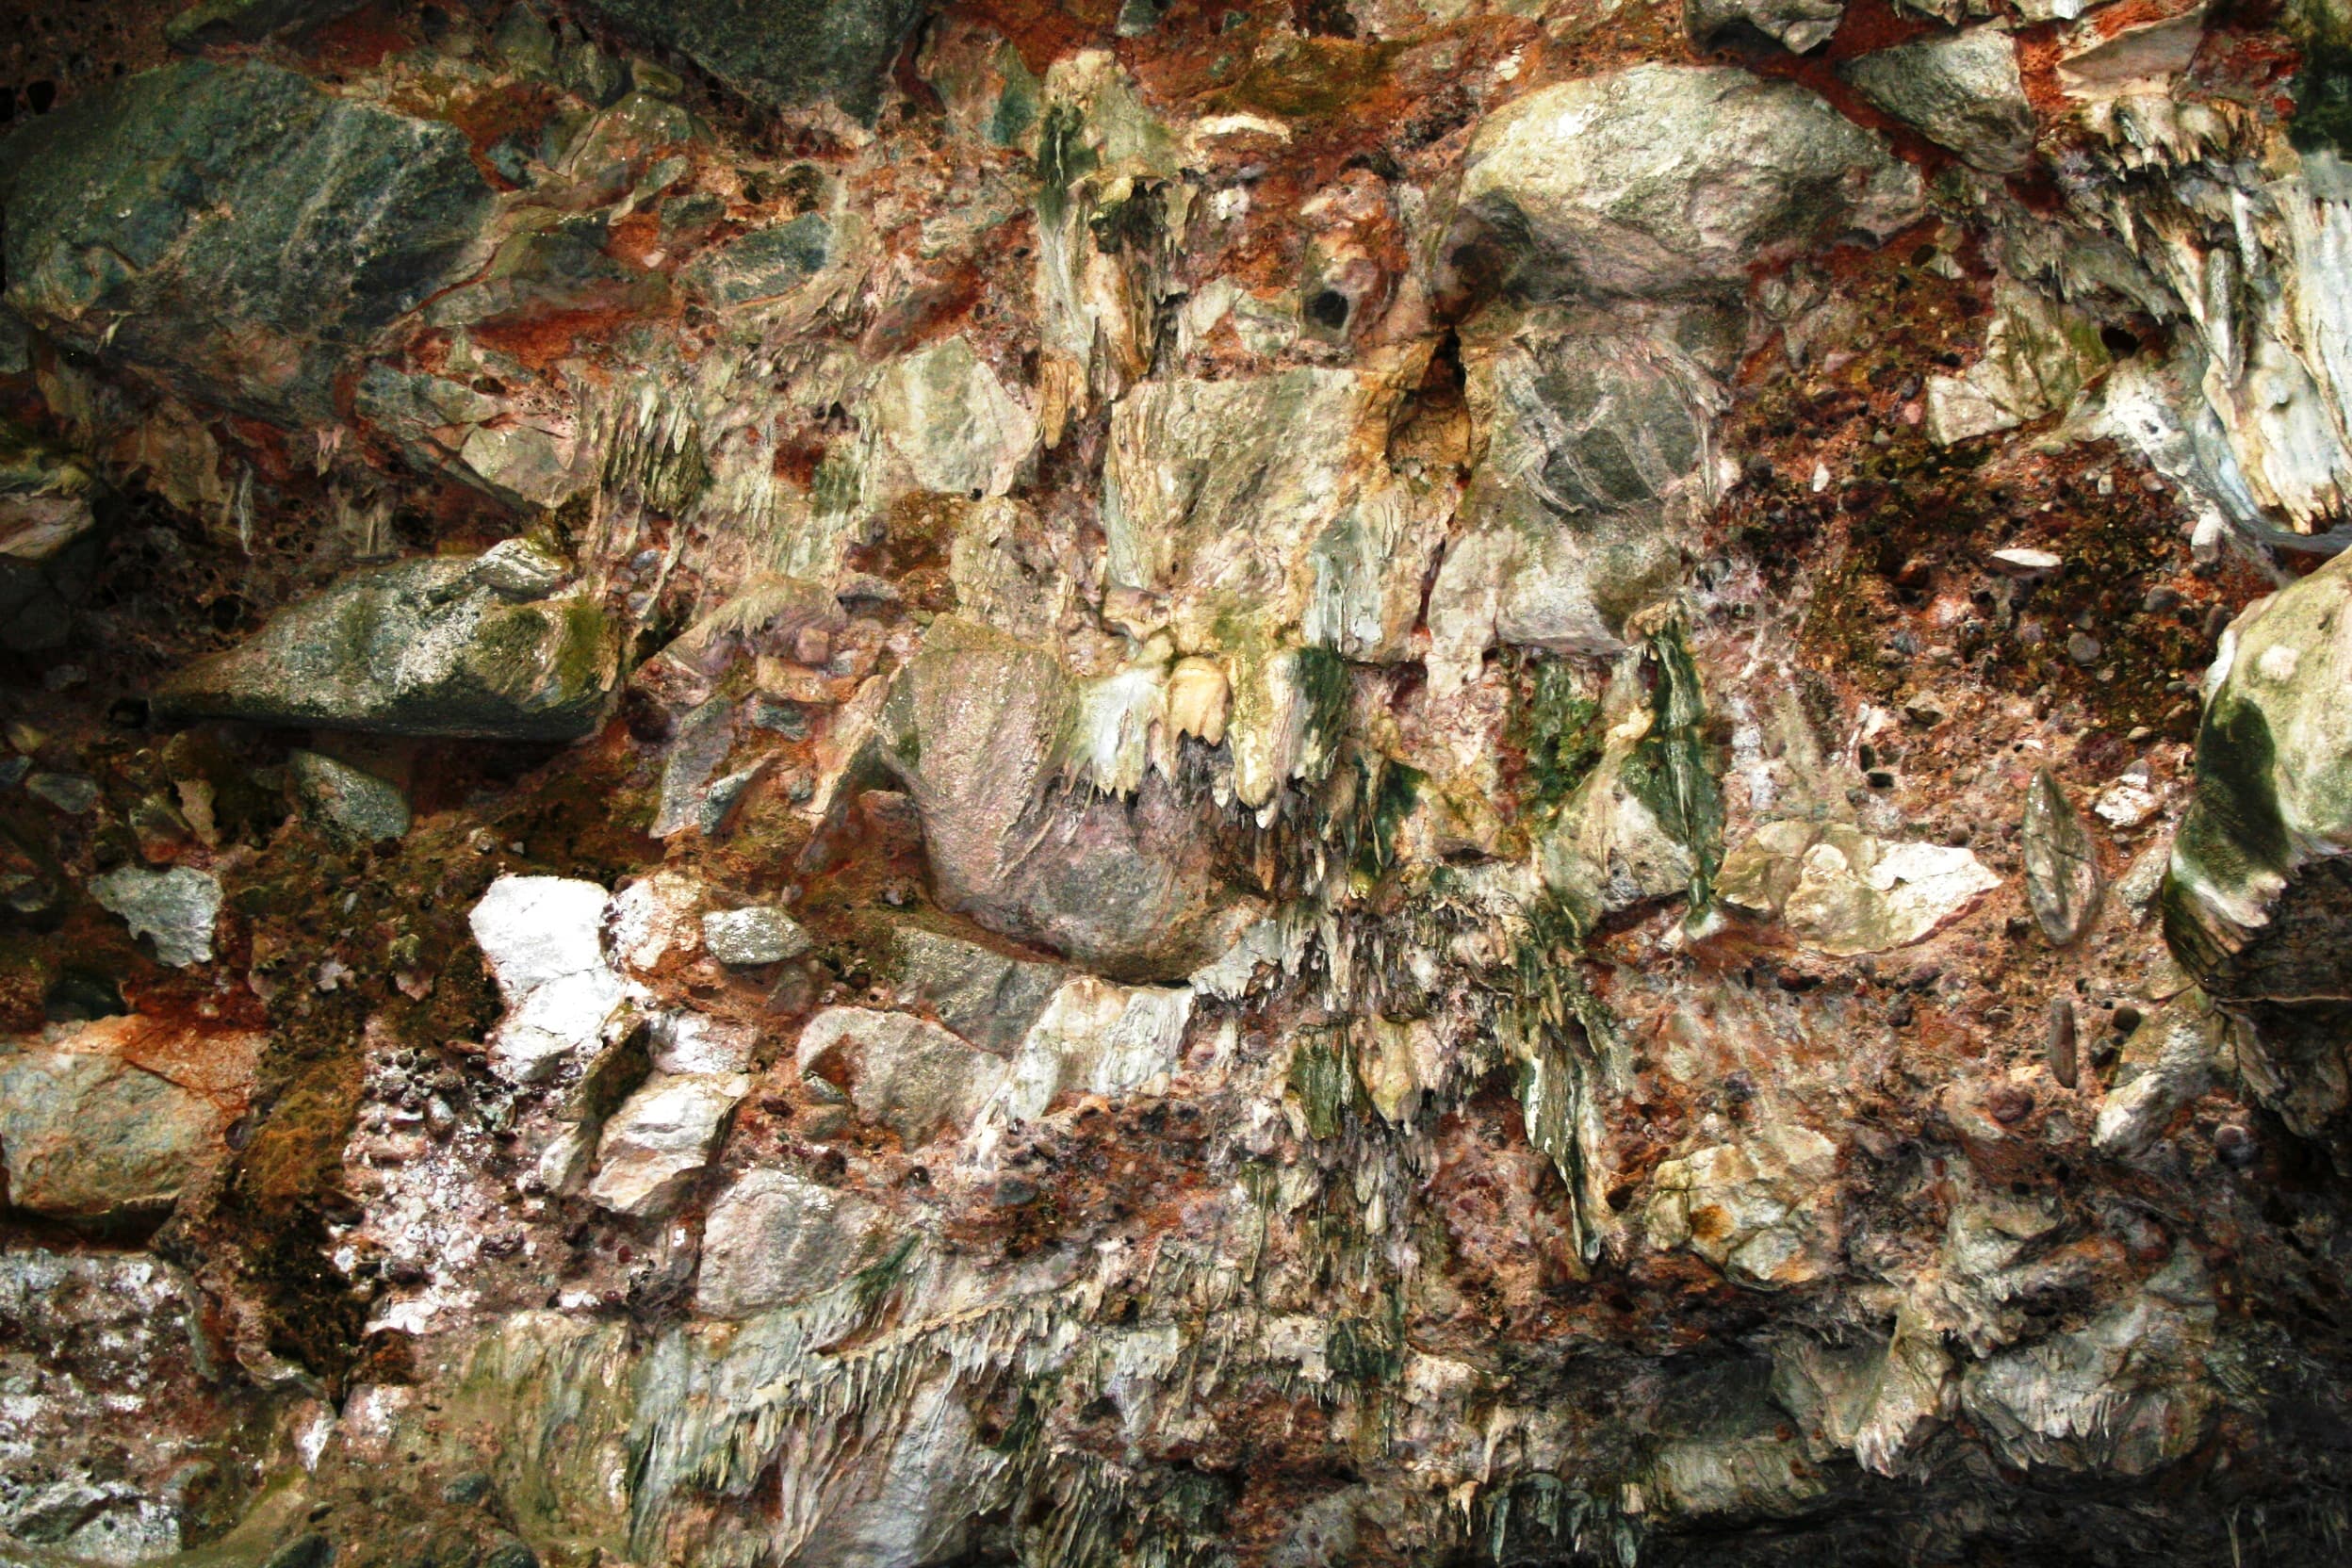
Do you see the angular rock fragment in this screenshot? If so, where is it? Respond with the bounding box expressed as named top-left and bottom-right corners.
top-left (982, 975), bottom-right (1194, 1131)
top-left (2023, 767), bottom-right (2103, 945)
top-left (1925, 281), bottom-right (2110, 446)
top-left (1719, 821), bottom-right (2000, 956)
top-left (155, 554), bottom-right (614, 741)
top-left (2091, 990), bottom-right (2230, 1159)
top-left (1456, 66), bottom-right (1922, 299)
top-left (1841, 27), bottom-right (2038, 174)
top-left (470, 875), bottom-right (633, 1084)
top-left (683, 215), bottom-right (831, 307)
top-left (701, 906), bottom-right (811, 966)
top-left (89, 865), bottom-right (221, 969)
top-left (577, 0), bottom-right (924, 122)
top-left (695, 1168), bottom-right (891, 1317)
top-left (0, 1015), bottom-right (261, 1223)
top-left (1685, 0), bottom-right (1846, 55)
top-left (1646, 1120), bottom-right (1840, 1288)
top-left (796, 1006), bottom-right (1007, 1146)
top-left (288, 750), bottom-right (410, 844)
top-left (0, 421), bottom-right (106, 654)
top-left (586, 1071), bottom-right (749, 1217)
top-left (890, 923), bottom-right (1067, 1055)
top-left (0, 60), bottom-right (492, 424)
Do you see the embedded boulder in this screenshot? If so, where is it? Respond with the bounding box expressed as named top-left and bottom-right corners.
top-left (155, 553), bottom-right (615, 740)
top-left (0, 59), bottom-right (492, 425)
top-left (2164, 549), bottom-right (2352, 1149)
top-left (1455, 65), bottom-right (1922, 300)
top-left (1840, 27), bottom-right (2038, 174)
top-left (577, 0), bottom-right (926, 123)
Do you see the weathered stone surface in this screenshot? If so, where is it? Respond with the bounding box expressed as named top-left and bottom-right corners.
top-left (1685, 0), bottom-right (1845, 54)
top-left (164, 0), bottom-right (366, 48)
top-left (1841, 27), bottom-right (2037, 174)
top-left (682, 215), bottom-right (831, 307)
top-left (0, 1016), bottom-right (261, 1222)
top-left (876, 616), bottom-right (1255, 980)
top-left (289, 749), bottom-right (410, 844)
top-left (577, 0), bottom-right (924, 122)
top-left (1719, 822), bottom-right (2000, 956)
top-left (2092, 991), bottom-right (2230, 1159)
top-left (890, 923), bottom-right (1067, 1055)
top-left (155, 555), bottom-right (614, 740)
top-left (1457, 65), bottom-right (1922, 299)
top-left (0, 60), bottom-right (492, 424)
top-left (0, 421), bottom-right (105, 654)
top-left (586, 1071), bottom-right (748, 1217)
top-left (89, 865), bottom-right (221, 969)
top-left (1646, 1119), bottom-right (1841, 1288)
top-left (2023, 767), bottom-right (2103, 945)
top-left (701, 906), bottom-right (811, 966)
top-left (694, 1168), bottom-right (891, 1316)
top-left (1926, 281), bottom-right (2110, 446)
top-left (797, 1006), bottom-right (1007, 1146)
top-left (471, 875), bottom-right (632, 1084)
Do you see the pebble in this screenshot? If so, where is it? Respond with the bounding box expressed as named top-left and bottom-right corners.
top-left (2047, 996), bottom-right (2078, 1088)
top-left (2066, 632), bottom-right (2102, 665)
top-left (1989, 547), bottom-right (2062, 578)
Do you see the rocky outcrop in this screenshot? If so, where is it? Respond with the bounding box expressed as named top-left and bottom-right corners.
top-left (155, 551), bottom-right (615, 741)
top-left (0, 59), bottom-right (491, 424)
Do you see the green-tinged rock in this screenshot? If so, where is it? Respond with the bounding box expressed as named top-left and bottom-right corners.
top-left (2023, 767), bottom-right (2102, 945)
top-left (288, 750), bottom-right (411, 844)
top-left (2164, 549), bottom-right (2352, 1150)
top-left (890, 923), bottom-right (1066, 1054)
top-left (154, 555), bottom-right (615, 740)
top-left (1456, 64), bottom-right (1920, 299)
top-left (164, 0), bottom-right (364, 47)
top-left (89, 865), bottom-right (221, 969)
top-left (577, 0), bottom-right (926, 123)
top-left (1841, 26), bottom-right (2037, 174)
top-left (0, 59), bottom-right (492, 424)
top-left (683, 214), bottom-right (831, 306)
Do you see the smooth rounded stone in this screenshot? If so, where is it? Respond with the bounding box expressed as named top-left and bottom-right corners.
top-left (1456, 65), bottom-right (1922, 300)
top-left (2023, 768), bottom-right (2104, 945)
top-left (701, 906), bottom-right (812, 966)
top-left (875, 617), bottom-right (1259, 981)
top-left (89, 865), bottom-right (221, 969)
top-left (0, 1016), bottom-right (261, 1223)
top-left (470, 875), bottom-right (632, 1084)
top-left (694, 1168), bottom-right (892, 1317)
top-left (586, 1071), bottom-right (750, 1217)
top-left (288, 750), bottom-right (410, 844)
top-left (1685, 0), bottom-right (1844, 51)
top-left (796, 1006), bottom-right (1009, 1147)
top-left (154, 555), bottom-right (614, 741)
top-left (1839, 27), bottom-right (2038, 174)
top-left (0, 59), bottom-right (492, 425)
top-left (578, 0), bottom-right (925, 122)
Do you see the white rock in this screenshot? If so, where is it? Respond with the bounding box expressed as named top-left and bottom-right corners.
top-left (605, 870), bottom-right (705, 975)
top-left (797, 1006), bottom-right (1008, 1146)
top-left (1988, 547), bottom-right (2063, 577)
top-left (88, 866), bottom-right (220, 969)
top-left (587, 1071), bottom-right (750, 1217)
top-left (701, 906), bottom-right (812, 965)
top-left (470, 875), bottom-right (632, 1083)
top-left (695, 1168), bottom-right (892, 1317)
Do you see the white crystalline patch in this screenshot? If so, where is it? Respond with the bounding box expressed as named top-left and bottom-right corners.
top-left (470, 875), bottom-right (631, 1083)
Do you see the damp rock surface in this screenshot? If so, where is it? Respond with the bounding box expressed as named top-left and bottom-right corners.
top-left (6, 3), bottom-right (2352, 1566)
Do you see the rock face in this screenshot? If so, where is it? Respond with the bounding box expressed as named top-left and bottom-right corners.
top-left (13, 5), bottom-right (2352, 1567)
top-left (155, 554), bottom-right (614, 740)
top-left (577, 0), bottom-right (923, 122)
top-left (1457, 66), bottom-right (1922, 298)
top-left (0, 59), bottom-right (491, 424)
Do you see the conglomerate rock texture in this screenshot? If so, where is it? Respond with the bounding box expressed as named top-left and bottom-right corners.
top-left (5, 2), bottom-right (2352, 1566)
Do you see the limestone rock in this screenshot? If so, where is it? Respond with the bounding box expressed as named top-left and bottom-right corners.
top-left (2091, 990), bottom-right (2230, 1159)
top-left (982, 975), bottom-right (1194, 1132)
top-left (869, 336), bottom-right (1037, 500)
top-left (586, 1071), bottom-right (749, 1217)
top-left (288, 750), bottom-right (410, 844)
top-left (1456, 65), bottom-right (1922, 299)
top-left (695, 1168), bottom-right (892, 1316)
top-left (1926, 281), bottom-right (2110, 446)
top-left (1646, 1119), bottom-right (1841, 1288)
top-left (876, 616), bottom-right (1255, 980)
top-left (471, 875), bottom-right (633, 1084)
top-left (0, 1015), bottom-right (261, 1223)
top-left (1685, 0), bottom-right (1846, 54)
top-left (0, 60), bottom-right (491, 424)
top-left (577, 0), bottom-right (924, 122)
top-left (88, 865), bottom-right (221, 969)
top-left (155, 555), bottom-right (614, 741)
top-left (701, 907), bottom-right (811, 967)
top-left (1841, 27), bottom-right (2038, 174)
top-left (1719, 822), bottom-right (2000, 956)
top-left (797, 1006), bottom-right (1008, 1146)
